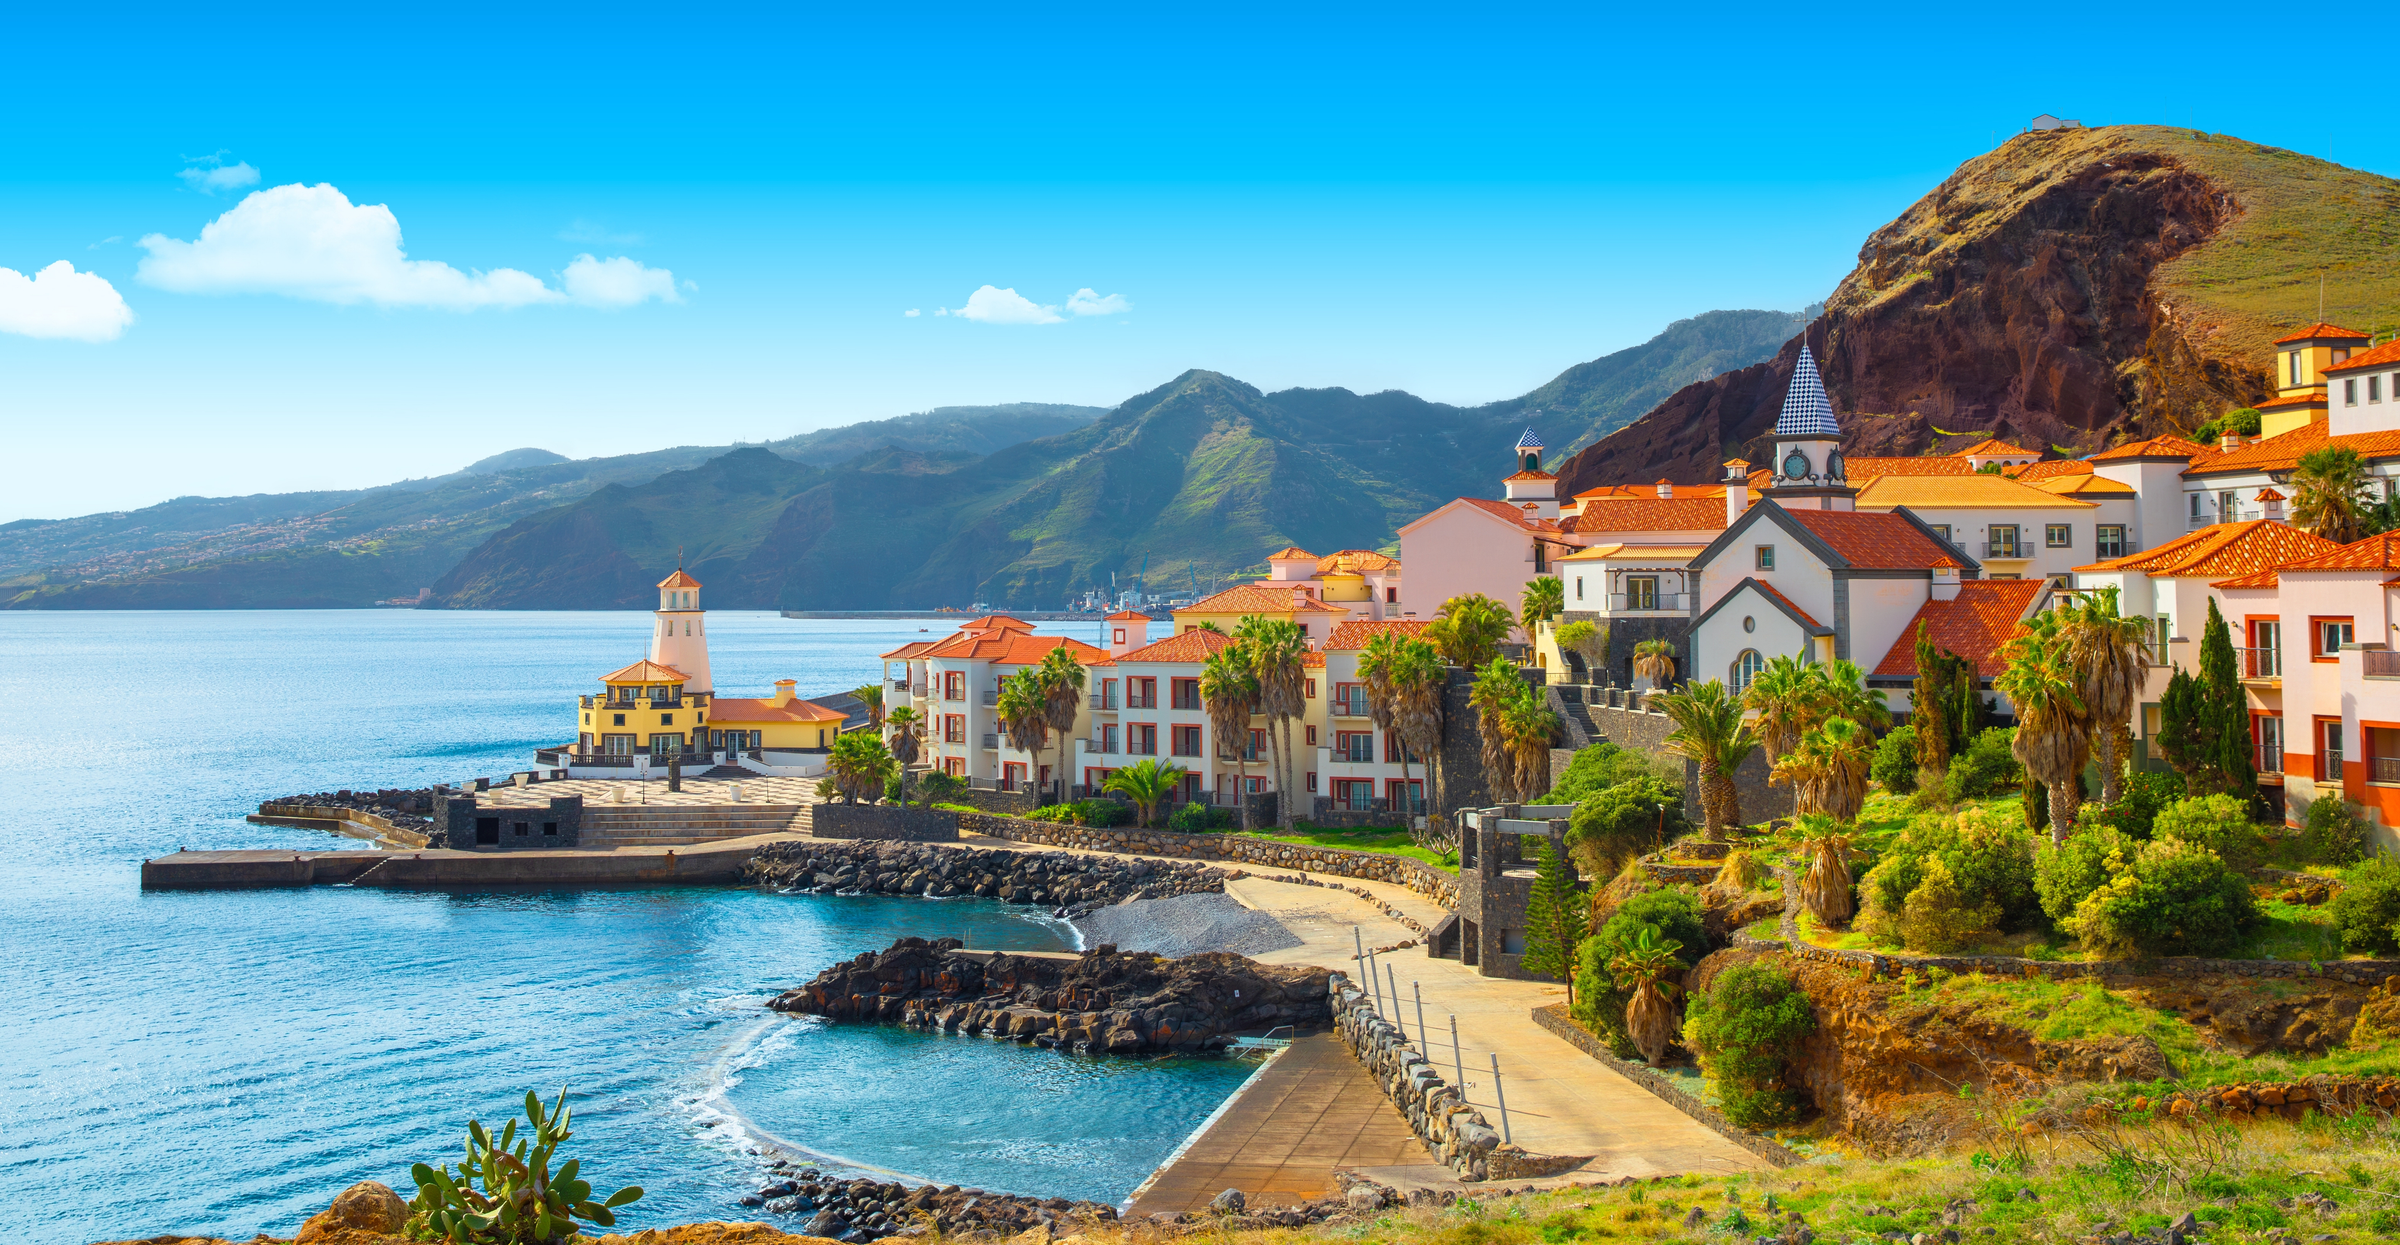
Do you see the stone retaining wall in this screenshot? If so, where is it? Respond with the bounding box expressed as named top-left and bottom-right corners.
top-left (1731, 932), bottom-right (2400, 987)
top-left (1330, 974), bottom-right (1579, 1182)
top-left (959, 813), bottom-right (1459, 908)
top-left (255, 804), bottom-right (432, 849)
top-left (1530, 1004), bottom-right (1800, 1169)
top-left (814, 804), bottom-right (961, 841)
top-left (945, 788), bottom-right (1040, 816)
top-left (2145, 1076), bottom-right (2400, 1120)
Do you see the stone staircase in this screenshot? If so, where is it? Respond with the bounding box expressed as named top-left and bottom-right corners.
top-left (576, 804), bottom-right (810, 848)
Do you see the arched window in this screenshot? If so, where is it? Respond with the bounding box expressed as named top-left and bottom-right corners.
top-left (1731, 649), bottom-right (1765, 692)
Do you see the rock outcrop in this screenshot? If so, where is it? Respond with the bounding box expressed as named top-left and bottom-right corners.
top-left (742, 841), bottom-right (1225, 917)
top-left (768, 937), bottom-right (1328, 1052)
top-left (739, 1163), bottom-right (1117, 1241)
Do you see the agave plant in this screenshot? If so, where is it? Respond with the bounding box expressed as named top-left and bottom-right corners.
top-left (1609, 925), bottom-right (1686, 1064)
top-left (407, 1088), bottom-right (642, 1244)
top-left (1793, 812), bottom-right (1855, 927)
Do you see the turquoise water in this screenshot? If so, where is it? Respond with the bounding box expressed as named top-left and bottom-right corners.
top-left (0, 611), bottom-right (1246, 1244)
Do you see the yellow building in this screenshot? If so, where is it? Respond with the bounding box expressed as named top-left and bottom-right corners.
top-left (580, 658), bottom-right (703, 759)
top-left (709, 679), bottom-right (846, 752)
top-left (2259, 322), bottom-right (2372, 437)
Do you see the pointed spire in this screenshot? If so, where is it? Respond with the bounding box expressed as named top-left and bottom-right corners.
top-left (1775, 346), bottom-right (1840, 437)
top-left (1515, 427), bottom-right (1544, 450)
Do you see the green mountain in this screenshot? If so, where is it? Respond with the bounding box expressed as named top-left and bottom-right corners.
top-left (763, 403), bottom-right (1105, 466)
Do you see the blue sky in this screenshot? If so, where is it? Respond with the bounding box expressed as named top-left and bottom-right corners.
top-left (2, 2), bottom-right (2382, 522)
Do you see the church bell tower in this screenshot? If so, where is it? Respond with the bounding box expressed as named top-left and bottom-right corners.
top-left (650, 565), bottom-right (713, 694)
top-left (1764, 345), bottom-right (1856, 510)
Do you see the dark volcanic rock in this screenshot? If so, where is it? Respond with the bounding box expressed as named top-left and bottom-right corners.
top-left (741, 839), bottom-right (1225, 916)
top-left (768, 936), bottom-right (1329, 1052)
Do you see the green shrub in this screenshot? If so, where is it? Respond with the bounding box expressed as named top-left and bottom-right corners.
top-left (406, 1088), bottom-right (642, 1243)
top-left (2077, 770), bottom-right (2187, 840)
top-left (1682, 963), bottom-right (1815, 1128)
top-left (1167, 801), bottom-right (1235, 832)
top-left (1029, 803), bottom-right (1077, 823)
top-left (1859, 808), bottom-right (2038, 948)
top-left (1899, 856), bottom-right (2001, 953)
top-left (2331, 857), bottom-right (2400, 955)
top-left (2304, 795), bottom-right (2370, 867)
top-left (1077, 799), bottom-right (1132, 828)
top-left (1572, 888), bottom-right (1706, 1057)
top-left (919, 770), bottom-right (965, 803)
top-left (1945, 727), bottom-right (2022, 800)
top-left (1566, 774), bottom-right (1688, 876)
top-left (2035, 820), bottom-right (2131, 927)
top-left (2066, 838), bottom-right (2259, 958)
top-left (2150, 794), bottom-right (2262, 872)
top-left (2195, 407), bottom-right (2262, 441)
top-left (1537, 743), bottom-right (1679, 805)
top-left (1873, 725), bottom-right (1919, 795)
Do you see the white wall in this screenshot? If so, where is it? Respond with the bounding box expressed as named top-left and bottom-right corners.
top-left (1846, 577), bottom-right (1932, 672)
top-left (1398, 503), bottom-right (1536, 625)
top-left (1857, 501), bottom-right (2126, 582)
top-left (1692, 583), bottom-right (1814, 690)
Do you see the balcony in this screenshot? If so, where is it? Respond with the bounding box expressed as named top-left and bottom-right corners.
top-left (1982, 541), bottom-right (2029, 560)
top-left (980, 690), bottom-right (998, 707)
top-left (1088, 691), bottom-right (1119, 710)
top-left (2367, 650), bottom-right (2400, 679)
top-left (2190, 507), bottom-right (2261, 531)
top-left (1606, 592), bottom-right (1693, 612)
top-left (1126, 693), bottom-right (1158, 710)
top-left (2257, 743), bottom-right (2283, 777)
top-left (1333, 741), bottom-right (1376, 763)
top-left (2239, 646), bottom-right (2281, 681)
top-left (1332, 695), bottom-right (1372, 718)
top-left (981, 733), bottom-right (999, 750)
top-left (2376, 756), bottom-right (2400, 785)
top-left (1084, 737), bottom-right (1120, 755)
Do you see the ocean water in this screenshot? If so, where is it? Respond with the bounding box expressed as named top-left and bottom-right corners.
top-left (0, 611), bottom-right (1248, 1245)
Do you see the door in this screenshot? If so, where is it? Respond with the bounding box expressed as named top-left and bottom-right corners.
top-left (475, 817), bottom-right (499, 846)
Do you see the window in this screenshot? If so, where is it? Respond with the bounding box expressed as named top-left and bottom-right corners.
top-left (1388, 778), bottom-right (1425, 812)
top-left (1172, 725), bottom-right (1203, 756)
top-left (1101, 724), bottom-right (1120, 753)
top-left (1384, 734), bottom-right (1418, 764)
top-left (1128, 677), bottom-right (1157, 709)
top-left (1112, 627), bottom-right (1126, 646)
top-left (1334, 682), bottom-right (1371, 716)
top-left (1306, 771), bottom-right (1318, 792)
top-left (1335, 731), bottom-right (1375, 762)
top-left (1754, 545), bottom-right (1775, 571)
top-left (1731, 649), bottom-right (1765, 692)
top-left (2045, 524), bottom-right (2071, 548)
top-left (2096, 524), bottom-right (2126, 559)
top-left (1988, 524), bottom-right (2021, 557)
top-left (1929, 524), bottom-right (1951, 542)
top-left (2316, 618), bottom-right (2356, 658)
top-left (1386, 587), bottom-right (1398, 603)
top-left (1626, 575), bottom-right (1659, 610)
top-left (2188, 493), bottom-right (2204, 523)
top-left (1171, 678), bottom-right (1200, 709)
top-left (2219, 490), bottom-right (2238, 522)
top-left (1305, 724), bottom-right (1319, 745)
top-left (1574, 576), bottom-right (1584, 601)
top-left (1305, 679), bottom-right (1316, 698)
top-left (612, 713), bottom-right (626, 726)
top-left (602, 734), bottom-right (635, 756)
top-left (943, 671), bottom-right (964, 700)
top-left (2324, 720), bottom-right (2347, 780)
top-left (2255, 715), bottom-right (2283, 774)
top-left (2290, 350), bottom-right (2302, 386)
top-left (651, 735), bottom-right (681, 757)
top-left (1128, 724), bottom-right (1157, 755)
top-left (944, 714), bottom-right (966, 743)
top-left (1330, 778), bottom-right (1375, 809)
top-left (2249, 621), bottom-right (2281, 679)
top-left (1248, 728), bottom-right (1267, 760)
top-left (2347, 378), bottom-right (2360, 406)
top-left (660, 713), bottom-right (674, 725)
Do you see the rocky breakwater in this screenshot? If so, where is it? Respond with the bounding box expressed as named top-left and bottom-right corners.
top-left (740, 1161), bottom-right (1117, 1242)
top-left (1330, 973), bottom-right (1584, 1182)
top-left (742, 840), bottom-right (1224, 917)
top-left (769, 937), bottom-right (1329, 1053)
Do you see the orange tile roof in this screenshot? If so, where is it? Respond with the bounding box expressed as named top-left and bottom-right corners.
top-left (1180, 584), bottom-right (1347, 614)
top-left (1113, 628), bottom-right (1236, 664)
top-left (1567, 497), bottom-right (1732, 532)
top-left (1571, 483), bottom-right (1729, 500)
top-left (2031, 473), bottom-right (2135, 497)
top-left (599, 659), bottom-right (689, 684)
top-left (2072, 519), bottom-right (2339, 577)
top-left (2091, 434), bottom-right (2211, 462)
top-left (1104, 610), bottom-right (1151, 621)
top-left (2272, 531), bottom-right (2400, 571)
top-left (1315, 548), bottom-right (1399, 573)
top-left (879, 640), bottom-right (940, 659)
top-left (1324, 619), bottom-right (1434, 650)
top-left (1749, 580), bottom-right (1822, 628)
top-left (2325, 338), bottom-right (2400, 374)
top-left (656, 568), bottom-right (701, 589)
top-left (1840, 456), bottom-right (1976, 478)
top-left (1954, 438), bottom-right (2037, 457)
top-left (1302, 652), bottom-right (1326, 669)
top-left (2009, 458), bottom-right (2094, 480)
top-left (1502, 469), bottom-right (1558, 482)
top-left (2274, 322), bottom-right (2371, 344)
top-left (1871, 579), bottom-right (2048, 678)
top-left (1786, 509), bottom-right (1960, 569)
top-left (1265, 546), bottom-right (1317, 560)
top-left (1853, 473), bottom-right (2097, 509)
top-left (2181, 421), bottom-right (2400, 476)
top-left (922, 629), bottom-right (1109, 665)
top-left (959, 614), bottom-right (1036, 633)
top-left (709, 696), bottom-right (848, 724)
top-left (2254, 486), bottom-right (2286, 502)
top-left (2209, 568), bottom-right (2281, 589)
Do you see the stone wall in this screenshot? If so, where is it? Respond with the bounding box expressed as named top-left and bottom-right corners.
top-left (1731, 931), bottom-right (2400, 987)
top-left (1530, 1005), bottom-right (1799, 1168)
top-left (958, 812), bottom-right (1459, 908)
top-left (945, 787), bottom-right (1039, 815)
top-left (1330, 973), bottom-right (1581, 1182)
top-left (1584, 700), bottom-right (1792, 823)
top-left (1554, 609), bottom-right (1691, 694)
top-left (813, 803), bottom-right (961, 841)
top-left (254, 803), bottom-right (433, 849)
top-left (442, 795), bottom-right (583, 851)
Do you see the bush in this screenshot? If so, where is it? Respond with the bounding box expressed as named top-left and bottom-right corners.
top-left (1899, 857), bottom-right (2002, 953)
top-left (2195, 407), bottom-right (2262, 441)
top-left (1945, 727), bottom-right (2022, 800)
top-left (2066, 839), bottom-right (2259, 958)
top-left (2304, 795), bottom-right (2370, 867)
top-left (1167, 801), bottom-right (1235, 832)
top-left (1859, 809), bottom-right (2038, 949)
top-left (2035, 820), bottom-right (2131, 927)
top-left (1078, 799), bottom-right (1132, 828)
top-left (1537, 742), bottom-right (1679, 805)
top-left (2150, 794), bottom-right (2262, 872)
top-left (1572, 887), bottom-right (1706, 1058)
top-left (2077, 770), bottom-right (2187, 841)
top-left (919, 770), bottom-right (965, 803)
top-left (1566, 774), bottom-right (1688, 876)
top-left (1682, 963), bottom-right (1815, 1128)
top-left (2331, 857), bottom-right (2400, 956)
top-left (1872, 725), bottom-right (1919, 795)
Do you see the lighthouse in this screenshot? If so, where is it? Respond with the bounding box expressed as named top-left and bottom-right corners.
top-left (650, 566), bottom-right (712, 695)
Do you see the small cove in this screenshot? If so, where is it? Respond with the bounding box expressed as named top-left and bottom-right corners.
top-left (0, 611), bottom-right (1246, 1244)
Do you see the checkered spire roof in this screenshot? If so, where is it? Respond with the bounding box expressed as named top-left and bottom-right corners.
top-left (1515, 427), bottom-right (1544, 449)
top-left (1775, 346), bottom-right (1841, 438)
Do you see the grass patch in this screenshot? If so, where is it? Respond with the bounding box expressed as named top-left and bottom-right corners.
top-left (1893, 973), bottom-right (2189, 1046)
top-left (1234, 824), bottom-right (1456, 870)
top-left (2235, 897), bottom-right (2346, 961)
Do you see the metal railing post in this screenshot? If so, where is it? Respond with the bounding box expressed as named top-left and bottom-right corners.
top-left (1367, 947), bottom-right (1385, 1015)
top-left (1386, 962), bottom-right (1405, 1042)
top-left (1490, 1052), bottom-right (1511, 1143)
top-left (1449, 1013), bottom-right (1464, 1091)
top-left (1413, 981), bottom-right (1428, 1052)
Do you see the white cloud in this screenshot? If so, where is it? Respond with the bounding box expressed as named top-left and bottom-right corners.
top-left (1065, 288), bottom-right (1130, 317)
top-left (0, 261), bottom-right (136, 342)
top-left (948, 285), bottom-right (1063, 324)
top-left (136, 183), bottom-right (679, 311)
top-left (178, 154), bottom-right (260, 195)
top-left (904, 308), bottom-right (921, 317)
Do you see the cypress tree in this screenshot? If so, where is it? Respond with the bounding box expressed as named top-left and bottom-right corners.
top-left (2021, 771), bottom-right (2049, 831)
top-left (2156, 665), bottom-right (2212, 788)
top-left (1519, 835), bottom-right (1587, 1000)
top-left (2197, 598), bottom-right (2258, 799)
top-left (1911, 622), bottom-right (1952, 787)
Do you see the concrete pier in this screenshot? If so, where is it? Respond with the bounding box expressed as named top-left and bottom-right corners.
top-left (140, 833), bottom-right (797, 889)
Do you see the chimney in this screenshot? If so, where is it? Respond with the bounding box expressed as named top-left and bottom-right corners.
top-left (1722, 460), bottom-right (1750, 525)
top-left (1108, 612), bottom-right (1149, 657)
top-left (2258, 487), bottom-right (2286, 522)
top-left (1930, 558), bottom-right (1962, 602)
top-left (771, 679), bottom-right (797, 706)
top-left (1655, 477), bottom-right (1675, 500)
top-left (2221, 433), bottom-right (2242, 452)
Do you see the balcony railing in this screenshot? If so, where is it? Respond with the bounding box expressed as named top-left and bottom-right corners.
top-left (1088, 691), bottom-right (1119, 710)
top-left (1172, 692), bottom-right (1202, 711)
top-left (1126, 693), bottom-right (1157, 710)
top-left (1332, 695), bottom-right (1372, 718)
top-left (981, 733), bottom-right (998, 750)
top-left (1983, 540), bottom-right (2027, 559)
top-left (1334, 740), bottom-right (1376, 763)
top-left (2366, 649), bottom-right (2400, 678)
top-left (1085, 737), bottom-right (1120, 755)
top-left (980, 690), bottom-right (998, 707)
top-left (2376, 756), bottom-right (2400, 785)
top-left (2190, 507), bottom-right (2261, 531)
top-left (1316, 793), bottom-right (1427, 816)
top-left (2257, 742), bottom-right (2283, 776)
top-left (2239, 646), bottom-right (2281, 679)
top-left (2321, 754), bottom-right (2345, 782)
top-left (1606, 592), bottom-right (1693, 612)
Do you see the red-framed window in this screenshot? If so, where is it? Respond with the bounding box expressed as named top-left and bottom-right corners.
top-left (1171, 678), bottom-right (1200, 709)
top-left (1305, 679), bottom-right (1317, 698)
top-left (1330, 778), bottom-right (1374, 808)
top-left (2317, 717), bottom-right (2345, 782)
top-left (1333, 682), bottom-right (1370, 716)
top-left (944, 713), bottom-right (966, 743)
top-left (1172, 725), bottom-right (1204, 756)
top-left (1127, 677), bottom-right (1157, 708)
top-left (1002, 762), bottom-right (1027, 789)
top-left (1248, 728), bottom-right (1267, 760)
top-left (1128, 724), bottom-right (1158, 755)
top-left (1387, 778), bottom-right (1425, 811)
top-left (943, 671), bottom-right (965, 700)
top-left (1334, 730), bottom-right (1375, 762)
top-left (2245, 616), bottom-right (2282, 680)
top-left (2311, 616), bottom-right (2356, 661)
top-left (944, 756), bottom-right (965, 777)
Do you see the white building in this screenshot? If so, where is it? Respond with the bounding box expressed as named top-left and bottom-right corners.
top-left (882, 615), bottom-right (1108, 792)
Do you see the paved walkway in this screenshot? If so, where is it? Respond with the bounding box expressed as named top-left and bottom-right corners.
top-left (1126, 1033), bottom-right (1425, 1214)
top-left (477, 776), bottom-right (822, 807)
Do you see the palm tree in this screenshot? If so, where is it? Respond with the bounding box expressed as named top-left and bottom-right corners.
top-left (2061, 586), bottom-right (2151, 805)
top-left (1359, 630), bottom-right (1403, 737)
top-left (1632, 639), bottom-right (1677, 690)
top-left (1389, 638), bottom-right (1449, 842)
top-left (1037, 645), bottom-right (1087, 803)
top-left (1470, 658), bottom-right (1526, 803)
top-left (1238, 616), bottom-right (1308, 828)
top-left (2292, 445), bottom-right (2370, 542)
top-left (1657, 680), bottom-right (1758, 840)
top-left (1505, 684), bottom-right (1560, 802)
top-left (1201, 646), bottom-right (1261, 831)
top-left (1821, 659), bottom-right (1892, 733)
top-left (1608, 925), bottom-right (1685, 1064)
top-left (886, 707), bottom-right (923, 808)
top-left (1102, 758), bottom-right (1185, 828)
top-left (1996, 612), bottom-right (2090, 844)
top-left (851, 683), bottom-right (885, 732)
top-left (827, 732), bottom-right (895, 804)
top-left (996, 674), bottom-right (1051, 792)
top-left (1427, 593), bottom-right (1513, 669)
top-left (1793, 812), bottom-right (1854, 927)
top-left (1520, 575), bottom-right (1564, 635)
top-left (1772, 717), bottom-right (1874, 822)
top-left (1742, 654), bottom-right (1823, 765)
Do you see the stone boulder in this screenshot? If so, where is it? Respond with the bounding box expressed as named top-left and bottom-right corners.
top-left (294, 1182), bottom-right (409, 1243)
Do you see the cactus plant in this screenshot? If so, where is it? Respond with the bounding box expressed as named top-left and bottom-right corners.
top-left (405, 1088), bottom-right (642, 1243)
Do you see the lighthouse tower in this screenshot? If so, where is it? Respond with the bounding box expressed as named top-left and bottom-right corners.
top-left (650, 566), bottom-right (712, 694)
